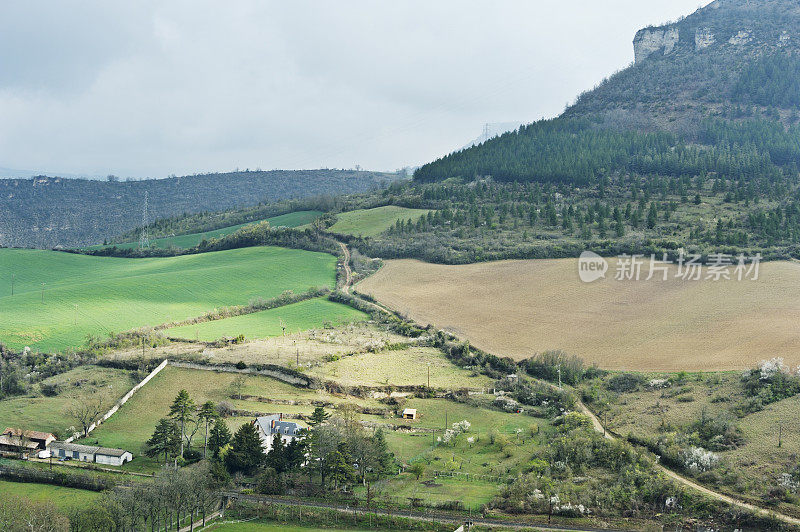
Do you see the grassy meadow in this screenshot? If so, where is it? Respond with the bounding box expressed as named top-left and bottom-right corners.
top-left (307, 346), bottom-right (492, 388)
top-left (0, 246), bottom-right (337, 352)
top-left (580, 370), bottom-right (800, 515)
top-left (329, 206), bottom-right (432, 237)
top-left (358, 258), bottom-right (800, 371)
top-left (92, 210), bottom-right (322, 250)
top-left (166, 298), bottom-right (367, 342)
top-left (0, 479), bottom-right (101, 511)
top-left (0, 365), bottom-right (134, 436)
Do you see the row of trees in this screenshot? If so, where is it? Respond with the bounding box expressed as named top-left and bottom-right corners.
top-left (71, 463), bottom-right (221, 532)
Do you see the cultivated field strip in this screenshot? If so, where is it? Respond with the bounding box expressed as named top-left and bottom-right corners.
top-left (358, 258), bottom-right (800, 371)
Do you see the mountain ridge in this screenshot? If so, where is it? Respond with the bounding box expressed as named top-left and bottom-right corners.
top-left (0, 169), bottom-right (400, 248)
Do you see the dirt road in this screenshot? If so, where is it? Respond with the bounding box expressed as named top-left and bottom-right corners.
top-left (576, 401), bottom-right (800, 527)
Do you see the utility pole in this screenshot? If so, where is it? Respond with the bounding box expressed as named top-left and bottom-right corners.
top-left (427, 362), bottom-right (430, 388)
top-left (779, 423), bottom-right (783, 448)
top-left (139, 191), bottom-right (150, 249)
top-left (10, 273), bottom-right (14, 296)
top-left (41, 283), bottom-right (45, 304)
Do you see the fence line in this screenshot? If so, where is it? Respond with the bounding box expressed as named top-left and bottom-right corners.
top-left (67, 359), bottom-right (169, 443)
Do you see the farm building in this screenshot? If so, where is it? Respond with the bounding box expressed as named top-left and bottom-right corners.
top-left (0, 435), bottom-right (39, 456)
top-left (253, 414), bottom-right (304, 454)
top-left (402, 408), bottom-right (417, 420)
top-left (49, 442), bottom-right (133, 466)
top-left (1, 428), bottom-right (56, 450)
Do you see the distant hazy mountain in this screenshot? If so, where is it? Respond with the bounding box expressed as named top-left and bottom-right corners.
top-left (0, 170), bottom-right (400, 248)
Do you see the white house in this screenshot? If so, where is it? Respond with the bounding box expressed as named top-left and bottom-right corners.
top-left (49, 442), bottom-right (133, 466)
top-left (253, 414), bottom-right (304, 454)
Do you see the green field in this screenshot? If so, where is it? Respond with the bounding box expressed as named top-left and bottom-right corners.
top-left (88, 367), bottom-right (322, 469)
top-left (166, 298), bottom-right (367, 342)
top-left (0, 246), bottom-right (337, 352)
top-left (0, 365), bottom-right (134, 436)
top-left (329, 206), bottom-right (432, 237)
top-left (0, 479), bottom-right (101, 511)
top-left (92, 211), bottom-right (322, 250)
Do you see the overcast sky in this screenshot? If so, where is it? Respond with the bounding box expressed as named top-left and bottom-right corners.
top-left (0, 1), bottom-right (712, 179)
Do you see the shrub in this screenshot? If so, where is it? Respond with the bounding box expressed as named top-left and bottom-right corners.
top-left (681, 446), bottom-right (719, 474)
top-left (523, 350), bottom-right (586, 385)
top-left (606, 373), bottom-right (645, 393)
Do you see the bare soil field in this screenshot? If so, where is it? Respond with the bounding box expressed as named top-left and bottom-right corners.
top-left (357, 258), bottom-right (800, 371)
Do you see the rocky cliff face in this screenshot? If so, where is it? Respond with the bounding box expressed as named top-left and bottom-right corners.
top-left (633, 0), bottom-right (799, 65)
top-left (633, 27), bottom-right (679, 63)
top-left (566, 0), bottom-right (800, 133)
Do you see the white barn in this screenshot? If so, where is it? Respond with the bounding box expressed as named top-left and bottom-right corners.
top-left (49, 442), bottom-right (133, 466)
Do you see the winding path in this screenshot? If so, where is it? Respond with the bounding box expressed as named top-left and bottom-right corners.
top-left (338, 241), bottom-right (352, 293)
top-left (575, 401), bottom-right (800, 527)
top-left (339, 240), bottom-right (800, 527)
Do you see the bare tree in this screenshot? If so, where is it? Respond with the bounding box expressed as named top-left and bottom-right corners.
top-left (228, 374), bottom-right (246, 401)
top-left (66, 389), bottom-right (111, 438)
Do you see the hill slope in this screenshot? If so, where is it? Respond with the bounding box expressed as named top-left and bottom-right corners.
top-left (567, 0), bottom-right (800, 131)
top-left (0, 170), bottom-right (399, 248)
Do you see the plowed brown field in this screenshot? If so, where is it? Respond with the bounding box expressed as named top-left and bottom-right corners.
top-left (357, 258), bottom-right (800, 371)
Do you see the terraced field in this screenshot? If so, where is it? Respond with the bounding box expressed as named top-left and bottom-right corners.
top-left (329, 206), bottom-right (432, 237)
top-left (0, 246), bottom-right (337, 352)
top-left (92, 210), bottom-right (322, 250)
top-left (358, 258), bottom-right (800, 371)
top-left (166, 297), bottom-right (368, 342)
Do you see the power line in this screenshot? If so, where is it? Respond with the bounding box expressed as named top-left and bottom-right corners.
top-left (139, 191), bottom-right (150, 249)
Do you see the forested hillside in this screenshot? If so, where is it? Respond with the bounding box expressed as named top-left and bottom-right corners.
top-left (95, 0), bottom-right (800, 265)
top-left (383, 0), bottom-right (800, 262)
top-left (0, 170), bottom-right (399, 248)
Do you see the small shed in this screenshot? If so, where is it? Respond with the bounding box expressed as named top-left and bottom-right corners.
top-left (95, 447), bottom-right (133, 466)
top-left (402, 408), bottom-right (417, 420)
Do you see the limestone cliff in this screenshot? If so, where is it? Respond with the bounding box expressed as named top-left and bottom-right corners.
top-left (632, 0), bottom-right (799, 65)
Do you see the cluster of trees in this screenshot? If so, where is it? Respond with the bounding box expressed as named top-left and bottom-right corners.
top-left (146, 394), bottom-right (397, 497)
top-left (221, 405), bottom-right (396, 496)
top-left (145, 390), bottom-right (220, 464)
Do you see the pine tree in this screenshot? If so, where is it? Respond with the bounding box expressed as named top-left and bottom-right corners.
top-left (225, 422), bottom-right (264, 475)
top-left (372, 428), bottom-right (395, 477)
top-left (146, 418), bottom-right (180, 464)
top-left (208, 418), bottom-right (232, 459)
top-left (265, 434), bottom-right (286, 473)
top-left (198, 401), bottom-right (218, 458)
top-left (169, 389), bottom-right (195, 458)
top-left (308, 406), bottom-right (330, 427)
